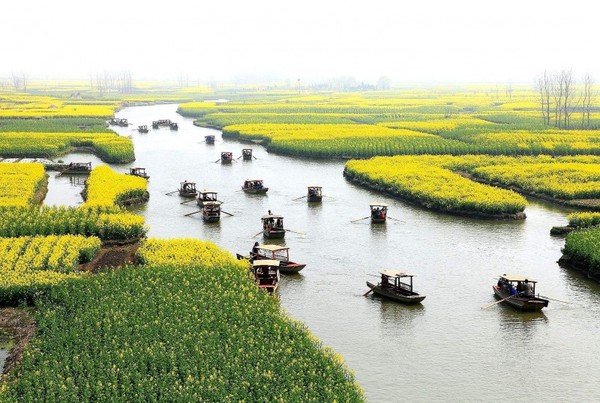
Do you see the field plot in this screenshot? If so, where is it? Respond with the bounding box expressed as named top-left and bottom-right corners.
top-left (0, 239), bottom-right (364, 402)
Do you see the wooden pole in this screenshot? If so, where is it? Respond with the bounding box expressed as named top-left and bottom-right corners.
top-left (351, 216), bottom-right (370, 223)
top-left (481, 296), bottom-right (513, 310)
top-left (285, 229), bottom-right (306, 235)
top-left (180, 199), bottom-right (196, 205)
top-left (538, 294), bottom-right (571, 304)
top-left (184, 210), bottom-right (202, 217)
top-left (165, 190), bottom-right (179, 195)
top-left (292, 195), bottom-right (307, 201)
top-left (363, 289), bottom-right (373, 296)
top-left (221, 210), bottom-right (234, 217)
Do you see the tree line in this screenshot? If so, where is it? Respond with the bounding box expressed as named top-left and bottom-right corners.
top-left (536, 70), bottom-right (595, 129)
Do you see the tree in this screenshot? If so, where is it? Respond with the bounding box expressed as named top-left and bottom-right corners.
top-left (376, 76), bottom-right (391, 90)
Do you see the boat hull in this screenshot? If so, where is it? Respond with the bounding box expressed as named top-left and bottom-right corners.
top-left (179, 191), bottom-right (197, 198)
top-left (202, 215), bottom-right (220, 223)
top-left (243, 188), bottom-right (269, 194)
top-left (307, 196), bottom-right (322, 202)
top-left (492, 286), bottom-right (548, 311)
top-left (263, 229), bottom-right (285, 239)
top-left (366, 281), bottom-right (425, 304)
top-left (279, 262), bottom-right (306, 274)
top-left (371, 218), bottom-right (386, 224)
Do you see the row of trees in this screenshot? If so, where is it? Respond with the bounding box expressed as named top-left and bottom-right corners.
top-left (89, 71), bottom-right (134, 94)
top-left (536, 70), bottom-right (595, 129)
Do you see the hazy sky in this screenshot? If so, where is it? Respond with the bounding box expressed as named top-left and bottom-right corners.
top-left (2, 0), bottom-right (598, 84)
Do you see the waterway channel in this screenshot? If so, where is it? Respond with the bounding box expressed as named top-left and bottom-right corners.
top-left (45, 104), bottom-right (600, 401)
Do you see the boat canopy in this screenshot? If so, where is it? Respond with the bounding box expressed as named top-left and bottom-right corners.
top-left (203, 201), bottom-right (221, 207)
top-left (380, 270), bottom-right (414, 278)
top-left (499, 274), bottom-right (537, 283)
top-left (261, 214), bottom-right (283, 220)
top-left (258, 244), bottom-right (288, 252)
top-left (253, 260), bottom-right (280, 267)
top-left (370, 203), bottom-right (388, 207)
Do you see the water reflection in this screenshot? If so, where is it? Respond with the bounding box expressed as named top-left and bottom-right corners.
top-left (373, 297), bottom-right (425, 328)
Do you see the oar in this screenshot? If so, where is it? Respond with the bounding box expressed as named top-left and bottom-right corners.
top-left (285, 229), bottom-right (306, 235)
top-left (253, 155), bottom-right (258, 160)
top-left (180, 199), bottom-right (196, 205)
top-left (363, 289), bottom-right (373, 296)
top-left (185, 210), bottom-right (202, 217)
top-left (481, 296), bottom-right (513, 310)
top-left (351, 216), bottom-right (370, 223)
top-left (252, 230), bottom-right (264, 237)
top-left (387, 216), bottom-right (405, 223)
top-left (221, 210), bottom-right (234, 216)
top-left (165, 190), bottom-right (179, 195)
top-left (538, 294), bottom-right (571, 304)
top-left (214, 159), bottom-right (221, 163)
top-left (292, 195), bottom-right (307, 201)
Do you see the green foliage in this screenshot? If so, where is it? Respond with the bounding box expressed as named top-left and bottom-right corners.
top-left (0, 260), bottom-right (364, 401)
top-left (0, 117), bottom-right (109, 132)
top-left (563, 227), bottom-right (600, 274)
top-left (0, 206), bottom-right (147, 240)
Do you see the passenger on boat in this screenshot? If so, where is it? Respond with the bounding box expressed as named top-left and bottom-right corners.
top-left (251, 242), bottom-right (259, 256)
top-left (524, 279), bottom-right (533, 296)
top-left (516, 281), bottom-right (526, 295)
top-left (276, 218), bottom-right (283, 228)
top-left (381, 275), bottom-right (389, 287)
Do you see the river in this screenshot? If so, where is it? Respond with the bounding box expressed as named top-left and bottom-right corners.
top-left (43, 104), bottom-right (600, 401)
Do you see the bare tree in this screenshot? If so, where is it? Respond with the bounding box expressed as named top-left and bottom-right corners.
top-left (536, 71), bottom-right (552, 126)
top-left (10, 71), bottom-right (22, 91)
top-left (561, 69), bottom-right (577, 129)
top-left (581, 73), bottom-right (594, 128)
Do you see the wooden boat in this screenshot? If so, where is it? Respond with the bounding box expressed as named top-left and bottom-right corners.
top-left (137, 125), bottom-right (149, 133)
top-left (251, 260), bottom-right (280, 293)
top-left (179, 181), bottom-right (197, 198)
top-left (307, 185), bottom-right (323, 202)
top-left (202, 201), bottom-right (221, 222)
top-left (366, 270), bottom-right (425, 304)
top-left (169, 122), bottom-right (178, 130)
top-left (152, 119), bottom-right (171, 129)
top-left (205, 135), bottom-right (215, 144)
top-left (196, 190), bottom-right (219, 206)
top-left (60, 162), bottom-right (92, 175)
top-left (221, 151), bottom-right (233, 164)
top-left (370, 203), bottom-right (388, 224)
top-left (493, 274), bottom-right (549, 311)
top-left (241, 148), bottom-right (253, 161)
top-left (261, 214), bottom-right (285, 239)
top-left (127, 167), bottom-right (149, 180)
top-left (109, 118), bottom-right (129, 127)
top-left (251, 244), bottom-right (306, 274)
top-left (242, 179), bottom-right (268, 194)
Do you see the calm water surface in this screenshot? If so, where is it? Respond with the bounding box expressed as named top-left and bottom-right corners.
top-left (52, 104), bottom-right (600, 401)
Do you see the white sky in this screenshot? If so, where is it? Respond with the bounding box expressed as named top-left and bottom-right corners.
top-left (2, 0), bottom-right (599, 84)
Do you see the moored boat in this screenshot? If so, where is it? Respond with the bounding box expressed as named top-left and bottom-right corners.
top-left (250, 244), bottom-right (306, 274)
top-left (60, 162), bottom-right (92, 175)
top-left (307, 185), bottom-right (323, 202)
top-left (137, 125), bottom-right (149, 133)
top-left (202, 201), bottom-right (221, 222)
top-left (366, 270), bottom-right (425, 304)
top-left (493, 274), bottom-right (549, 311)
top-left (370, 203), bottom-right (388, 224)
top-left (242, 179), bottom-right (268, 194)
top-left (179, 181), bottom-right (197, 198)
top-left (127, 167), bottom-right (149, 180)
top-left (169, 122), bottom-right (178, 130)
top-left (262, 214), bottom-right (285, 239)
top-left (251, 260), bottom-right (280, 293)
